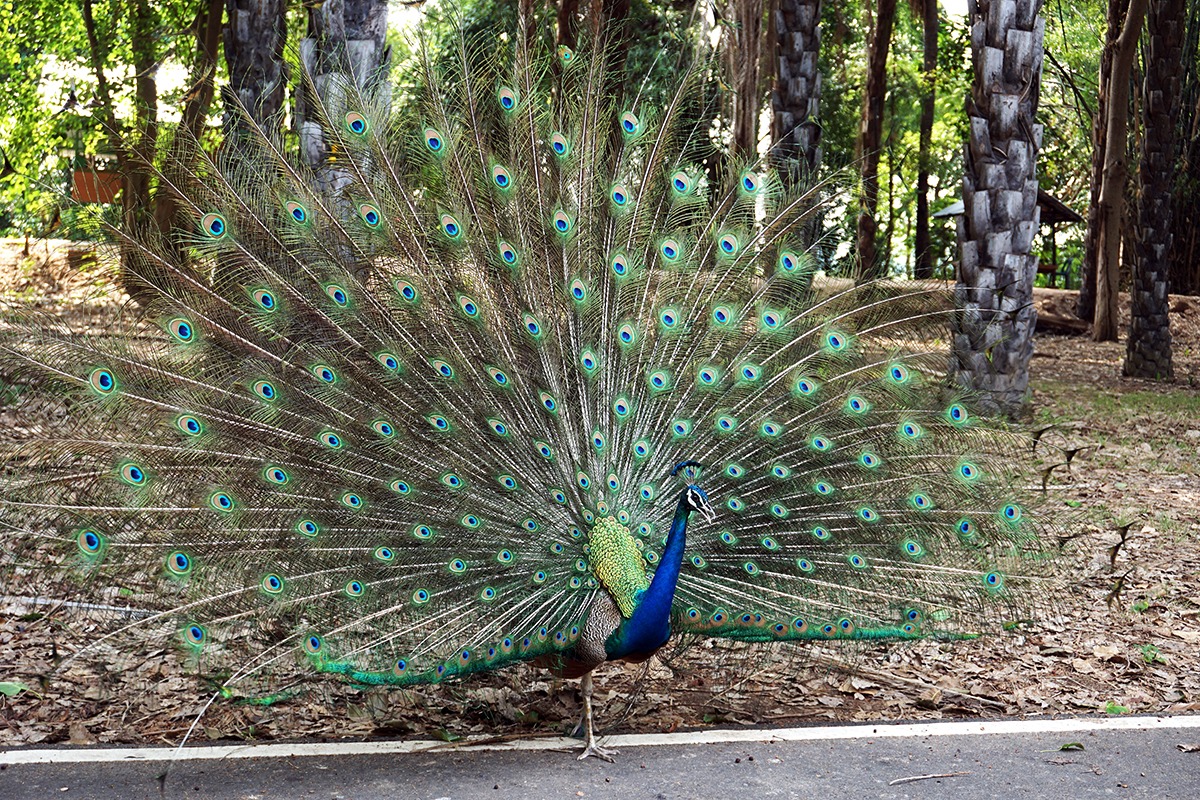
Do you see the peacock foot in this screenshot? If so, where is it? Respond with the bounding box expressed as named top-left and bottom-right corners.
top-left (577, 740), bottom-right (617, 762)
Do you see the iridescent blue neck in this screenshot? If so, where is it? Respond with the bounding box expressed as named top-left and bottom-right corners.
top-left (605, 490), bottom-right (691, 660)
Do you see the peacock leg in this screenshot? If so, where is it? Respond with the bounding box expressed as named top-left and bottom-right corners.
top-left (576, 671), bottom-right (617, 762)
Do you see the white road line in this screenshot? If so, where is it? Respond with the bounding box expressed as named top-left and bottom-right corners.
top-left (3, 715), bottom-right (1199, 765)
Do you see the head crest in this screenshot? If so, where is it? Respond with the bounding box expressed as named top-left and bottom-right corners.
top-left (671, 460), bottom-right (703, 480)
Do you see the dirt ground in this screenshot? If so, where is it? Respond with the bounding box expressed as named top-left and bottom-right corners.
top-left (1, 240), bottom-right (1198, 749)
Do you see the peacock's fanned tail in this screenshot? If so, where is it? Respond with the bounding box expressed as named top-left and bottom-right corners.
top-left (1, 30), bottom-right (1061, 695)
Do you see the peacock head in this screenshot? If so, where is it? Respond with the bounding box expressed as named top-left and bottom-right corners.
top-left (673, 460), bottom-right (716, 523)
top-left (685, 485), bottom-right (717, 523)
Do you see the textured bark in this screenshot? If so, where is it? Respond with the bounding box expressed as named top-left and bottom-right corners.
top-left (297, 0), bottom-right (390, 198)
top-left (1078, 0), bottom-right (1125, 321)
top-left (1124, 0), bottom-right (1183, 379)
top-left (951, 0), bottom-right (1045, 418)
top-left (224, 0), bottom-right (288, 136)
top-left (913, 0), bottom-right (938, 280)
top-left (770, 0), bottom-right (823, 185)
top-left (1094, 0), bottom-right (1147, 342)
top-left (855, 0), bottom-right (897, 276)
top-left (726, 0), bottom-right (765, 161)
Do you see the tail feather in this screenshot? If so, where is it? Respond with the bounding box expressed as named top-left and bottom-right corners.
top-left (1, 24), bottom-right (1062, 700)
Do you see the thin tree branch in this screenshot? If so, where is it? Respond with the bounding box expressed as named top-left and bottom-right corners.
top-left (1044, 48), bottom-right (1094, 128)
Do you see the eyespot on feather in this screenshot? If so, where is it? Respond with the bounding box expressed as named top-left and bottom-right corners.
top-left (344, 112), bottom-right (369, 135)
top-left (200, 213), bottom-right (227, 238)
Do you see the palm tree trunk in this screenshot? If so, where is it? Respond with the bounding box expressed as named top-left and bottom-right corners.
top-left (297, 0), bottom-right (390, 198)
top-left (1124, 0), bottom-right (1183, 379)
top-left (950, 0), bottom-right (1045, 418)
top-left (224, 0), bottom-right (289, 137)
top-left (1167, 0), bottom-right (1200, 297)
top-left (770, 0), bottom-right (823, 184)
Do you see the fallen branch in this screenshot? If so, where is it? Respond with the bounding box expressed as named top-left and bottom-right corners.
top-left (889, 771), bottom-right (972, 786)
top-left (1036, 312), bottom-right (1090, 336)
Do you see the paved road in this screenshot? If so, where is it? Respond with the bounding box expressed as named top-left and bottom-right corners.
top-left (3, 718), bottom-right (1199, 799)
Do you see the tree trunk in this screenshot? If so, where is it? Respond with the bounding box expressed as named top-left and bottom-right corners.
top-left (297, 0), bottom-right (390, 199)
top-left (951, 0), bottom-right (1046, 418)
top-left (855, 0), bottom-right (897, 277)
top-left (182, 0), bottom-right (226, 143)
top-left (1124, 0), bottom-right (1183, 379)
top-left (770, 0), bottom-right (823, 185)
top-left (557, 0), bottom-right (579, 49)
top-left (224, 0), bottom-right (289, 137)
top-left (126, 0), bottom-right (159, 235)
top-left (1167, 0), bottom-right (1200, 297)
top-left (153, 0), bottom-right (225, 239)
top-left (519, 0), bottom-right (536, 51)
top-left (882, 71), bottom-right (897, 270)
top-left (586, 0), bottom-right (631, 41)
top-left (913, 0), bottom-right (938, 280)
top-left (1078, 0), bottom-right (1126, 321)
top-left (1094, 0), bottom-right (1147, 342)
top-left (81, 0), bottom-right (161, 302)
top-left (586, 0), bottom-right (632, 95)
top-left (725, 0), bottom-right (765, 161)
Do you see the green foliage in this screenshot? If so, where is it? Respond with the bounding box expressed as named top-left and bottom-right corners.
top-left (817, 3), bottom-right (972, 276)
top-left (413, 0), bottom-right (709, 108)
top-left (816, 0), bottom-right (1104, 279)
top-left (1032, 0), bottom-right (1107, 288)
top-left (0, 0), bottom-right (89, 236)
top-left (1140, 643), bottom-right (1165, 664)
top-left (0, 0), bottom-right (221, 238)
top-left (0, 0), bottom-right (1133, 277)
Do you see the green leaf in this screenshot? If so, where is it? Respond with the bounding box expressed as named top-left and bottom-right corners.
top-left (1139, 644), bottom-right (1165, 664)
top-left (0, 681), bottom-right (29, 697)
top-left (1104, 701), bottom-right (1131, 715)
top-left (1059, 742), bottom-right (1085, 751)
top-left (433, 728), bottom-right (462, 742)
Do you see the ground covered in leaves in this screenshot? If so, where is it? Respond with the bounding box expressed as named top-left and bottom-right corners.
top-left (1, 242), bottom-right (1198, 749)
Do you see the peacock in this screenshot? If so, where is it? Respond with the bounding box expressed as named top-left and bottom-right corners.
top-left (0, 23), bottom-right (1062, 762)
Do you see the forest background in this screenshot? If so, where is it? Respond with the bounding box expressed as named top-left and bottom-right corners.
top-left (2, 0), bottom-right (1196, 359)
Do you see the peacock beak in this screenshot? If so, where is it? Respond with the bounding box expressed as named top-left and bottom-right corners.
top-left (699, 502), bottom-right (717, 523)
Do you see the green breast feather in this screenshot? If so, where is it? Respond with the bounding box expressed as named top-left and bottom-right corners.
top-left (588, 517), bottom-right (649, 618)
